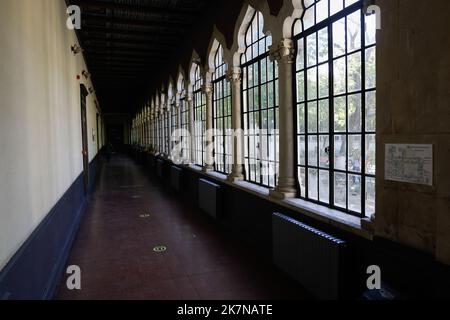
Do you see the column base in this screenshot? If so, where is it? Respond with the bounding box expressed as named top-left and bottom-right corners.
top-left (269, 187), bottom-right (297, 200)
top-left (202, 165), bottom-right (213, 173)
top-left (227, 172), bottom-right (244, 182)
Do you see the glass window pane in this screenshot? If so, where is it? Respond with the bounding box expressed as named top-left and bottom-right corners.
top-left (318, 63), bottom-right (329, 98)
top-left (298, 103), bottom-right (305, 133)
top-left (331, 0), bottom-right (344, 15)
top-left (345, 0), bottom-right (359, 6)
top-left (248, 64), bottom-right (254, 87)
top-left (303, 6), bottom-right (316, 30)
top-left (365, 134), bottom-right (376, 175)
top-left (347, 10), bottom-right (361, 52)
top-left (261, 58), bottom-right (267, 83)
top-left (308, 135), bottom-right (318, 166)
top-left (298, 136), bottom-right (306, 165)
top-left (318, 27), bottom-right (329, 63)
top-left (318, 99), bottom-right (329, 133)
top-left (365, 11), bottom-right (377, 46)
top-left (319, 135), bottom-right (330, 168)
top-left (317, 0), bottom-right (329, 23)
top-left (299, 167), bottom-right (306, 197)
top-left (333, 17), bottom-right (346, 57)
top-left (348, 93), bottom-right (361, 132)
top-left (308, 168), bottom-right (318, 200)
top-left (334, 96), bottom-right (346, 132)
top-left (365, 177), bottom-right (376, 217)
top-left (333, 57), bottom-right (346, 94)
top-left (261, 84), bottom-right (267, 108)
top-left (308, 101), bottom-right (318, 133)
top-left (347, 51), bottom-right (362, 92)
top-left (365, 91), bottom-right (376, 132)
top-left (334, 135), bottom-right (346, 170)
top-left (348, 174), bottom-right (361, 213)
top-left (297, 72), bottom-right (305, 102)
top-left (307, 33), bottom-right (317, 67)
top-left (319, 169), bottom-right (330, 203)
top-left (348, 135), bottom-right (362, 173)
top-left (297, 39), bottom-right (305, 70)
top-left (365, 47), bottom-right (376, 89)
top-left (308, 67), bottom-right (318, 99)
top-left (334, 172), bottom-right (347, 208)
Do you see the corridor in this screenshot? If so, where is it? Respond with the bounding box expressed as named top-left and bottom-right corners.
top-left (56, 155), bottom-right (307, 300)
top-left (1, 0), bottom-right (450, 304)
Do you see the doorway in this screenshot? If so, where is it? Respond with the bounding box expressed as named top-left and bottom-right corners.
top-left (80, 84), bottom-right (89, 194)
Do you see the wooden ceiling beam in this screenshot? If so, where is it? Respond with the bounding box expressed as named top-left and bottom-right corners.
top-left (71, 0), bottom-right (197, 15)
top-left (82, 35), bottom-right (177, 48)
top-left (82, 15), bottom-right (191, 29)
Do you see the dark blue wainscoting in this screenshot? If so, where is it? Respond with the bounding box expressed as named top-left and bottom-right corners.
top-left (0, 154), bottom-right (102, 300)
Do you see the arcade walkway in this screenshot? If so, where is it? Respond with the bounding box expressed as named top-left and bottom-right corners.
top-left (56, 155), bottom-right (308, 300)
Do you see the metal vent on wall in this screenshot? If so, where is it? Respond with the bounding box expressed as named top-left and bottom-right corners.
top-left (272, 212), bottom-right (346, 300)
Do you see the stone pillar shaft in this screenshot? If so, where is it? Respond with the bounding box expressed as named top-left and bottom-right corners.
top-left (202, 83), bottom-right (214, 172)
top-left (187, 93), bottom-right (195, 164)
top-left (269, 39), bottom-right (297, 199)
top-left (227, 67), bottom-right (245, 182)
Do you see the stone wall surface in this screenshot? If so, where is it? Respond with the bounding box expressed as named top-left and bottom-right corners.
top-left (375, 0), bottom-right (450, 265)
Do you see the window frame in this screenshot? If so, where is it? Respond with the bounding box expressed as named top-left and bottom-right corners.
top-left (240, 11), bottom-right (279, 188)
top-left (292, 0), bottom-right (376, 218)
top-left (193, 65), bottom-right (206, 166)
top-left (212, 45), bottom-right (233, 175)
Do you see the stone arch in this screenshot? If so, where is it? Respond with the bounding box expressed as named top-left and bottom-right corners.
top-left (188, 49), bottom-right (202, 94)
top-left (167, 76), bottom-right (175, 110)
top-left (205, 26), bottom-right (230, 80)
top-left (176, 65), bottom-right (187, 94)
top-left (230, 1), bottom-right (274, 68)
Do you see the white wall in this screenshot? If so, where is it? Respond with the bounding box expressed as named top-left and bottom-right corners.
top-left (0, 0), bottom-right (104, 271)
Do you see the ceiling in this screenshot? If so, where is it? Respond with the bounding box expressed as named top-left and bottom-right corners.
top-left (68, 0), bottom-right (211, 113)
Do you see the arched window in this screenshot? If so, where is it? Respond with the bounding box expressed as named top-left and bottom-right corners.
top-left (212, 45), bottom-right (232, 174)
top-left (193, 65), bottom-right (205, 166)
top-left (179, 78), bottom-right (190, 161)
top-left (151, 102), bottom-right (156, 150)
top-left (146, 106), bottom-right (150, 147)
top-left (164, 108), bottom-right (170, 155)
top-left (294, 0), bottom-right (376, 217)
top-left (241, 11), bottom-right (279, 188)
top-left (170, 97), bottom-right (177, 154)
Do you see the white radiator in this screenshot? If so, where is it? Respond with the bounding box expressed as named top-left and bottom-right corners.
top-left (198, 179), bottom-right (220, 219)
top-left (272, 212), bottom-right (346, 300)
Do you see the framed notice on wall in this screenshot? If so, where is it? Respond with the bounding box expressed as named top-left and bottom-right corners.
top-left (385, 144), bottom-right (433, 186)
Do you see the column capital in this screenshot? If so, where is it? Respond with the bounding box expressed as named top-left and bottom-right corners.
top-left (201, 83), bottom-right (213, 95)
top-left (226, 68), bottom-right (242, 83)
top-left (269, 39), bottom-right (295, 64)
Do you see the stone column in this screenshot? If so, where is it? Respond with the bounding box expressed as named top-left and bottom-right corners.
top-left (202, 83), bottom-right (214, 172)
top-left (226, 67), bottom-right (245, 182)
top-left (167, 106), bottom-right (172, 160)
top-left (187, 92), bottom-right (195, 165)
top-left (175, 101), bottom-right (182, 163)
top-left (269, 39), bottom-right (297, 199)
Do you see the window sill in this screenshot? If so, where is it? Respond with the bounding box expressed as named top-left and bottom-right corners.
top-left (182, 164), bottom-right (373, 240)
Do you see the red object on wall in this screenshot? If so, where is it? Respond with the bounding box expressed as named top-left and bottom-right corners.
top-left (77, 75), bottom-right (81, 80)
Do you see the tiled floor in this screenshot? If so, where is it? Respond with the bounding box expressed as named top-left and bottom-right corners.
top-left (56, 155), bottom-right (309, 300)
